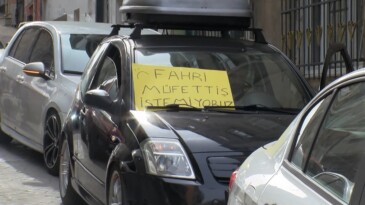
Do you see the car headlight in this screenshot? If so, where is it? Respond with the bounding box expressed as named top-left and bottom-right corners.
top-left (141, 138), bottom-right (195, 179)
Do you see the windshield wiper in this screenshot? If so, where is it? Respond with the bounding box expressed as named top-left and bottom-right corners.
top-left (146, 104), bottom-right (202, 111)
top-left (204, 104), bottom-right (300, 115)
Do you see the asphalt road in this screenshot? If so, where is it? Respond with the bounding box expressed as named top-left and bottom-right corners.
top-left (0, 140), bottom-right (62, 205)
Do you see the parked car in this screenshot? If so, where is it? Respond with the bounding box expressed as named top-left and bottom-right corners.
top-left (227, 66), bottom-right (365, 204)
top-left (57, 1), bottom-right (318, 205)
top-left (0, 21), bottom-right (133, 175)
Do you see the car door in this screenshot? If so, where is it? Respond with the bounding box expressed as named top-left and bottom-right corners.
top-left (16, 28), bottom-right (55, 143)
top-left (77, 42), bottom-right (124, 202)
top-left (0, 27), bottom-right (39, 132)
top-left (259, 81), bottom-right (365, 205)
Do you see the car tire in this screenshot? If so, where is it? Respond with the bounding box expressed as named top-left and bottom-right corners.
top-left (43, 111), bottom-right (61, 175)
top-left (59, 139), bottom-right (86, 205)
top-left (0, 129), bottom-right (12, 143)
top-left (107, 165), bottom-right (126, 205)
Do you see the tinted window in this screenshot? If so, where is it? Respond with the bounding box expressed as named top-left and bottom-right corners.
top-left (80, 43), bottom-right (109, 97)
top-left (29, 30), bottom-right (54, 70)
top-left (8, 32), bottom-right (23, 57)
top-left (305, 83), bottom-right (365, 203)
top-left (291, 94), bottom-right (333, 169)
top-left (90, 45), bottom-right (120, 100)
top-left (10, 28), bottom-right (39, 63)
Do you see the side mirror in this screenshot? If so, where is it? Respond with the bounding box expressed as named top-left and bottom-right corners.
top-left (23, 62), bottom-right (50, 80)
top-left (314, 172), bottom-right (354, 202)
top-left (85, 89), bottom-right (113, 111)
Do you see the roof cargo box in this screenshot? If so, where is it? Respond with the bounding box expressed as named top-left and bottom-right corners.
top-left (120, 0), bottom-right (252, 29)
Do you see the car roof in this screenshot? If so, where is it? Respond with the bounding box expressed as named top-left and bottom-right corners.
top-left (311, 67), bottom-right (365, 101)
top-left (20, 21), bottom-right (125, 35)
top-left (325, 68), bottom-right (365, 88)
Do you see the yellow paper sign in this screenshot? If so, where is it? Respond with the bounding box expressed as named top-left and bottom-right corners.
top-left (132, 64), bottom-right (234, 110)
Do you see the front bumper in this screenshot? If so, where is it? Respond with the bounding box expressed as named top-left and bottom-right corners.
top-left (123, 172), bottom-right (228, 205)
top-left (121, 152), bottom-right (243, 205)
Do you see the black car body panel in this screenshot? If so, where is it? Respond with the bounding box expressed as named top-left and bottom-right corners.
top-left (132, 110), bottom-right (295, 153)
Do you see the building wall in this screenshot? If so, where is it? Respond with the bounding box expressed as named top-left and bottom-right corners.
top-left (42, 0), bottom-right (96, 21)
top-left (253, 0), bottom-right (282, 50)
top-left (108, 0), bottom-right (122, 24)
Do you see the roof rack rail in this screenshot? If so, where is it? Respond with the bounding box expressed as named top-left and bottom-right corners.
top-left (109, 24), bottom-right (135, 36)
top-left (110, 23), bottom-right (267, 44)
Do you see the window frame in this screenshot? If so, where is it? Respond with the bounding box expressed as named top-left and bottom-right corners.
top-left (80, 42), bottom-right (110, 99)
top-left (288, 91), bottom-right (335, 165)
top-left (87, 43), bottom-right (122, 101)
top-left (8, 27), bottom-right (40, 63)
top-left (286, 77), bottom-right (365, 204)
top-left (28, 28), bottom-right (55, 78)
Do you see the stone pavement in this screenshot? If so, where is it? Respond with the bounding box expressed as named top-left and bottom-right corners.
top-left (0, 141), bottom-right (62, 205)
top-left (0, 22), bottom-right (62, 205)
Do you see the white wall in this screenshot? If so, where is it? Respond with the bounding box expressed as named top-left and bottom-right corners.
top-left (108, 0), bottom-right (123, 24)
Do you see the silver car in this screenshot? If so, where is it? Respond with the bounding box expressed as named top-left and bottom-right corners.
top-left (0, 21), bottom-right (120, 175)
top-left (228, 68), bottom-right (365, 205)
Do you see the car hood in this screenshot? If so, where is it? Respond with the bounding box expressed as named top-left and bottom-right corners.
top-left (132, 110), bottom-right (295, 153)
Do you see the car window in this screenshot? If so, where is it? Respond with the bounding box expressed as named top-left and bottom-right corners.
top-left (29, 30), bottom-right (54, 71)
top-left (90, 45), bottom-right (121, 100)
top-left (135, 49), bottom-right (311, 110)
top-left (60, 34), bottom-right (107, 74)
top-left (80, 43), bottom-right (109, 98)
top-left (262, 55), bottom-right (308, 109)
top-left (9, 28), bottom-right (39, 63)
top-left (305, 82), bottom-right (365, 203)
top-left (8, 31), bottom-right (23, 58)
top-left (291, 94), bottom-right (333, 169)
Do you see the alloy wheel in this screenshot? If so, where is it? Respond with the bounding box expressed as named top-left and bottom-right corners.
top-left (43, 113), bottom-right (61, 174)
top-left (109, 170), bottom-right (123, 205)
top-left (60, 140), bottom-right (70, 198)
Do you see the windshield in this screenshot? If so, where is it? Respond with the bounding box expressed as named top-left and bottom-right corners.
top-left (61, 34), bottom-right (107, 74)
top-left (133, 48), bottom-right (311, 111)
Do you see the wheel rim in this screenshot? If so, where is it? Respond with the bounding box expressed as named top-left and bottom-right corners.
top-left (109, 170), bottom-right (122, 205)
top-left (44, 114), bottom-right (60, 169)
top-left (60, 141), bottom-right (70, 197)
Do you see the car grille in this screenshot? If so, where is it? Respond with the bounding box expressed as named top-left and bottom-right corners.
top-left (207, 155), bottom-right (245, 184)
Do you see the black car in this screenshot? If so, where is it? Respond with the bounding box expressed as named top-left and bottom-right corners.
top-left (58, 1), bottom-right (315, 205)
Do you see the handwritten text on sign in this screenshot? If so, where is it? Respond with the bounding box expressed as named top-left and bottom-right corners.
top-left (132, 64), bottom-right (234, 110)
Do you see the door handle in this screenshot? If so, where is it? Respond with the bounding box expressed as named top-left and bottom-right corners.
top-left (80, 107), bottom-right (86, 116)
top-left (110, 135), bottom-right (121, 143)
top-left (79, 107), bottom-right (86, 121)
top-left (0, 66), bottom-right (6, 73)
top-left (17, 75), bottom-right (24, 82)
